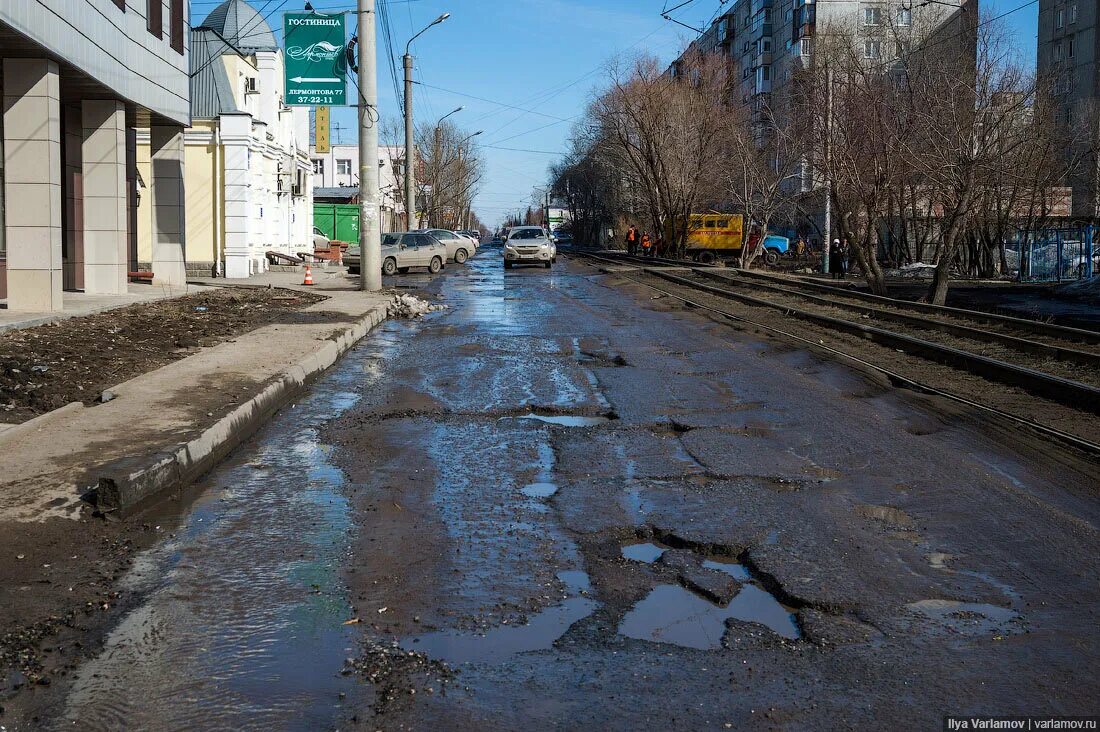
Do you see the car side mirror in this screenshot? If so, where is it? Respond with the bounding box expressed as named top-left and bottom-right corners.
top-left (399, 243), bottom-right (407, 250)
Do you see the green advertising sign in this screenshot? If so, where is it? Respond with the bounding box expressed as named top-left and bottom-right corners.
top-left (283, 12), bottom-right (348, 106)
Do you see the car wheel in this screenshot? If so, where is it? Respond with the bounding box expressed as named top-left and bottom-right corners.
top-left (348, 266), bottom-right (360, 275)
top-left (764, 249), bottom-right (780, 266)
top-left (504, 261), bottom-right (513, 269)
top-left (698, 251), bottom-right (716, 264)
top-left (382, 258), bottom-right (397, 276)
top-left (398, 267), bottom-right (410, 274)
top-left (429, 256), bottom-right (443, 274)
top-left (544, 261), bottom-right (552, 269)
top-left (454, 248), bottom-right (469, 264)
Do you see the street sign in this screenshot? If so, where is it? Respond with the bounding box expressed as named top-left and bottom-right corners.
top-left (315, 106), bottom-right (330, 153)
top-left (284, 12), bottom-right (348, 106)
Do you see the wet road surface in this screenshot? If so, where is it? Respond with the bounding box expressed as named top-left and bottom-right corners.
top-left (53, 252), bottom-right (1100, 729)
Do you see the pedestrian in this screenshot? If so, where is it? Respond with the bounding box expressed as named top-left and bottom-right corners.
top-left (829, 239), bottom-right (842, 279)
top-left (796, 236), bottom-right (806, 258)
top-left (838, 238), bottom-right (850, 279)
top-left (641, 231), bottom-right (653, 257)
top-left (626, 225), bottom-right (638, 256)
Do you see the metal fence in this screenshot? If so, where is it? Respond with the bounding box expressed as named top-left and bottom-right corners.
top-left (1006, 225), bottom-right (1096, 282)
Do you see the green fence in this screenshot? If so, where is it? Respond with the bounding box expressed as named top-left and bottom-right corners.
top-left (314, 204), bottom-right (360, 244)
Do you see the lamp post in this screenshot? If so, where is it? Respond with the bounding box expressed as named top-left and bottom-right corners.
top-left (404, 12), bottom-right (450, 230)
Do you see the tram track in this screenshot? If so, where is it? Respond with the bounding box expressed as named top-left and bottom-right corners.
top-left (569, 249), bottom-right (1100, 457)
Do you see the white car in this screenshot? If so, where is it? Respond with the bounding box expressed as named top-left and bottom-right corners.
top-left (424, 229), bottom-right (476, 264)
top-left (503, 226), bottom-right (555, 269)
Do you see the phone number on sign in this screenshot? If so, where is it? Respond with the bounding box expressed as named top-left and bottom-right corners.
top-left (291, 95), bottom-right (342, 105)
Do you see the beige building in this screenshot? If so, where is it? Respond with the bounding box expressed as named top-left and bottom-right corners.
top-left (136, 0), bottom-right (313, 279)
top-left (0, 0), bottom-right (190, 311)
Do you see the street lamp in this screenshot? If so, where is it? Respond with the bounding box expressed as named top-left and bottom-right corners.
top-left (404, 12), bottom-right (451, 229)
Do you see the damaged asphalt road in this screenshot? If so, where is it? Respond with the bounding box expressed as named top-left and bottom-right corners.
top-left (14, 255), bottom-right (1099, 729)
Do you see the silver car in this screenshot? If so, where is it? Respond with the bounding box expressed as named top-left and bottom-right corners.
top-left (345, 232), bottom-right (447, 275)
top-left (425, 229), bottom-right (476, 264)
top-left (503, 226), bottom-right (555, 269)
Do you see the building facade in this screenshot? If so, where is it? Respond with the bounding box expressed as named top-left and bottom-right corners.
top-left (0, 0), bottom-right (190, 311)
top-left (310, 143), bottom-right (405, 231)
top-left (136, 0), bottom-right (314, 280)
top-left (1037, 0), bottom-right (1098, 218)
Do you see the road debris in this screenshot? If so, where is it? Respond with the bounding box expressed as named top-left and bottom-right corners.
top-left (387, 294), bottom-right (447, 319)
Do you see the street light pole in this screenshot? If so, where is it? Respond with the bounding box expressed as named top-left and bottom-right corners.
top-left (358, 0), bottom-right (382, 290)
top-left (403, 12), bottom-right (450, 231)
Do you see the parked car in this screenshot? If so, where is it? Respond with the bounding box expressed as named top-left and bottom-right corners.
top-left (503, 226), bottom-right (555, 269)
top-left (313, 226), bottom-right (330, 249)
top-left (424, 229), bottom-right (476, 263)
top-left (345, 232), bottom-right (447, 275)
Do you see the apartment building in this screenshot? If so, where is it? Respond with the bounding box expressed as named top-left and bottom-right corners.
top-left (0, 0), bottom-right (190, 311)
top-left (1037, 0), bottom-right (1098, 217)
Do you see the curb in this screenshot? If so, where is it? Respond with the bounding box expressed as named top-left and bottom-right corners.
top-left (0, 402), bottom-right (85, 447)
top-left (95, 303), bottom-right (388, 518)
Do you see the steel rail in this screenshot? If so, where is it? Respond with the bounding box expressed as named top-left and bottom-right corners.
top-left (686, 268), bottom-right (1100, 368)
top-left (571, 252), bottom-right (1100, 454)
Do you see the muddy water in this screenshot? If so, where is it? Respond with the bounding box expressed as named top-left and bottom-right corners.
top-left (53, 330), bottom-right (405, 730)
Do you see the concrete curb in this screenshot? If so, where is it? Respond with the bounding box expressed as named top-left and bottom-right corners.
top-left (0, 402), bottom-right (85, 447)
top-left (96, 304), bottom-right (388, 518)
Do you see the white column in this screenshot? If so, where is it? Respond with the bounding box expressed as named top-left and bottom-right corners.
top-left (221, 114), bottom-right (253, 278)
top-left (81, 99), bottom-right (128, 294)
top-left (150, 125), bottom-right (187, 286)
top-left (3, 59), bottom-right (62, 311)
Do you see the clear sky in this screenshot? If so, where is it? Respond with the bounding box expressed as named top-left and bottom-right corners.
top-left (190, 0), bottom-right (1041, 227)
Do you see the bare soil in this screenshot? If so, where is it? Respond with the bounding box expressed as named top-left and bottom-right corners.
top-left (0, 288), bottom-right (326, 424)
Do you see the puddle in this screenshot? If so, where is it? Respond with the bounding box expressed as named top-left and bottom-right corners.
top-left (401, 570), bottom-right (597, 664)
top-left (619, 583), bottom-right (800, 648)
top-left (622, 542), bottom-right (667, 563)
top-left (517, 413), bottom-right (610, 427)
top-left (907, 599), bottom-right (1019, 633)
top-left (521, 482), bottom-right (559, 498)
top-left (701, 559), bottom-right (753, 581)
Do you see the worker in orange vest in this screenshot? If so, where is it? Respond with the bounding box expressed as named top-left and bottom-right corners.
top-left (641, 232), bottom-right (653, 257)
top-left (626, 225), bottom-right (638, 255)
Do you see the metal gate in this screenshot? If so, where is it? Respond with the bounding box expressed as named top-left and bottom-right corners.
top-left (1007, 224), bottom-right (1096, 282)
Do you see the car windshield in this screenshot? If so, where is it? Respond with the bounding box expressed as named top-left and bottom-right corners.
top-left (512, 229), bottom-right (542, 240)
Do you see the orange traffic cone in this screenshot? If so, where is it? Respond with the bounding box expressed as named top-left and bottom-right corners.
top-left (302, 263), bottom-right (314, 286)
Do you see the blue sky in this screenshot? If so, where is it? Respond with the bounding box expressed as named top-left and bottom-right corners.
top-left (191, 0), bottom-right (1041, 227)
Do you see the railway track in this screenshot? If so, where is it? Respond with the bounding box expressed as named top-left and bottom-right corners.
top-left (569, 249), bottom-right (1100, 457)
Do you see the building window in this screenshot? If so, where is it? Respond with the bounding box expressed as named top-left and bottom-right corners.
top-left (897, 7), bottom-right (911, 25)
top-left (336, 159), bottom-right (352, 176)
top-left (1067, 35), bottom-right (1074, 57)
top-left (1053, 41), bottom-right (1063, 60)
top-left (1069, 4), bottom-right (1077, 23)
top-left (863, 6), bottom-right (881, 25)
top-left (171, 0), bottom-right (184, 53)
top-left (1055, 8), bottom-right (1064, 27)
top-left (147, 0), bottom-right (162, 38)
top-left (864, 39), bottom-right (881, 58)
top-left (313, 159), bottom-right (325, 176)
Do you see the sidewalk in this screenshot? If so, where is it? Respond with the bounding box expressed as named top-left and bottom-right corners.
top-left (0, 269), bottom-right (389, 522)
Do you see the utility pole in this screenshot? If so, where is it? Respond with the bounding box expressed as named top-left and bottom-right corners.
top-left (402, 14), bottom-right (450, 231)
top-left (822, 67), bottom-right (833, 275)
top-left (403, 54), bottom-right (416, 230)
top-left (358, 0), bottom-right (382, 290)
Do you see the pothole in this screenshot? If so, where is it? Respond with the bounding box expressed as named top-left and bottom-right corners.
top-left (618, 539), bottom-right (801, 645)
top-left (906, 599), bottom-right (1020, 635)
top-left (521, 482), bottom-right (559, 499)
top-left (400, 570), bottom-right (597, 665)
top-left (516, 413), bottom-right (611, 427)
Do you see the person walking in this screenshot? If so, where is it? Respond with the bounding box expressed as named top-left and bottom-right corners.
top-left (838, 238), bottom-right (850, 279)
top-left (626, 225), bottom-right (638, 255)
top-left (641, 231), bottom-right (653, 257)
top-left (829, 239), bottom-right (842, 279)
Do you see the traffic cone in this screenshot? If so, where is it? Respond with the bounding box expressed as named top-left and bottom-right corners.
top-left (302, 263), bottom-right (314, 286)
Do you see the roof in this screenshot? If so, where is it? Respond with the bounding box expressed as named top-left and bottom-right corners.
top-left (198, 0), bottom-right (279, 53)
top-left (314, 186), bottom-right (360, 202)
top-left (190, 29), bottom-right (243, 118)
